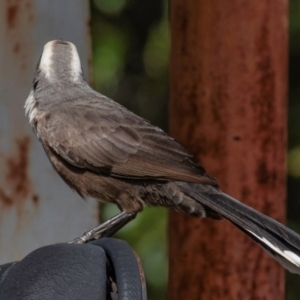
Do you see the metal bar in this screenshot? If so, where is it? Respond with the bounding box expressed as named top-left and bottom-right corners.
top-left (0, 0), bottom-right (98, 264)
top-left (168, 0), bottom-right (287, 299)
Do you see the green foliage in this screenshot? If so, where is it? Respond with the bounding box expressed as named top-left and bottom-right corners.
top-left (287, 0), bottom-right (300, 298)
top-left (288, 0), bottom-right (300, 216)
top-left (92, 23), bottom-right (128, 92)
top-left (143, 19), bottom-right (170, 78)
top-left (288, 146), bottom-right (300, 178)
top-left (93, 0), bottom-right (127, 15)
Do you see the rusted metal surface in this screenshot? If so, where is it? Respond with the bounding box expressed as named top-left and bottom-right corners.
top-left (0, 137), bottom-right (33, 206)
top-left (0, 0), bottom-right (98, 264)
top-left (168, 0), bottom-right (287, 299)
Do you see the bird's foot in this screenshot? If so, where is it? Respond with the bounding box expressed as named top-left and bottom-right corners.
top-left (68, 211), bottom-right (137, 244)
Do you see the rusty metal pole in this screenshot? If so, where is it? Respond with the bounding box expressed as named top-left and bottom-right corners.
top-left (168, 1), bottom-right (287, 299)
top-left (0, 0), bottom-right (98, 264)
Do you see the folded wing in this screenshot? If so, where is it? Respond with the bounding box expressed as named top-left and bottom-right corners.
top-left (36, 100), bottom-right (217, 185)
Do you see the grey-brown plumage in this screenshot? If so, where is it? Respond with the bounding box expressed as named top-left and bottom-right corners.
top-left (26, 40), bottom-right (300, 275)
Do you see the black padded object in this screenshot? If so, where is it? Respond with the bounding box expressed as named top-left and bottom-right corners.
top-left (0, 263), bottom-right (16, 284)
top-left (0, 239), bottom-right (146, 300)
top-left (91, 238), bottom-right (145, 300)
top-left (0, 243), bottom-right (107, 300)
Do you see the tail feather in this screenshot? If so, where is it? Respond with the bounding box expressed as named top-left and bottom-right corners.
top-left (177, 181), bottom-right (300, 275)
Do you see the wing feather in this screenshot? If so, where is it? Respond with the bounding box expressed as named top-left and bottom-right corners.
top-left (37, 101), bottom-right (217, 185)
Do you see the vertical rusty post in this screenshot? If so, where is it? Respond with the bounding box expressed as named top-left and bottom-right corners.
top-left (0, 0), bottom-right (98, 264)
top-left (168, 1), bottom-right (287, 299)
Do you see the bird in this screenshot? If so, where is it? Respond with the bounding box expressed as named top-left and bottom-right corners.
top-left (25, 39), bottom-right (300, 275)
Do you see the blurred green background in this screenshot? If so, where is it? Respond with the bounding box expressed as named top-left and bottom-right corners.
top-left (90, 0), bottom-right (300, 299)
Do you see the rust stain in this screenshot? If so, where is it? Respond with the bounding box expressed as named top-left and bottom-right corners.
top-left (0, 189), bottom-right (13, 206)
top-left (6, 137), bottom-right (30, 197)
top-left (241, 186), bottom-right (251, 201)
top-left (0, 137), bottom-right (39, 209)
top-left (26, 1), bottom-right (34, 23)
top-left (255, 160), bottom-right (277, 187)
top-left (13, 42), bottom-right (20, 54)
top-left (232, 135), bottom-right (241, 141)
top-left (6, 2), bottom-right (19, 29)
top-left (169, 0), bottom-right (286, 298)
top-left (25, 0), bottom-right (31, 9)
top-left (5, 0), bottom-right (35, 33)
top-left (32, 194), bottom-right (39, 206)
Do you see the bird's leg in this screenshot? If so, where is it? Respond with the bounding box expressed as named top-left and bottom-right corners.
top-left (68, 211), bottom-right (137, 244)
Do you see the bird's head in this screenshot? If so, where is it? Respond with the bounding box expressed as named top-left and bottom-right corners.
top-left (25, 40), bottom-right (87, 122)
top-left (36, 40), bottom-right (83, 85)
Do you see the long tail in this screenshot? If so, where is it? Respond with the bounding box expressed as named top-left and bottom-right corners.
top-left (176, 181), bottom-right (300, 275)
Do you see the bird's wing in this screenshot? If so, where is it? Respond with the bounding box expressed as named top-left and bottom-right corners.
top-left (36, 100), bottom-right (217, 185)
